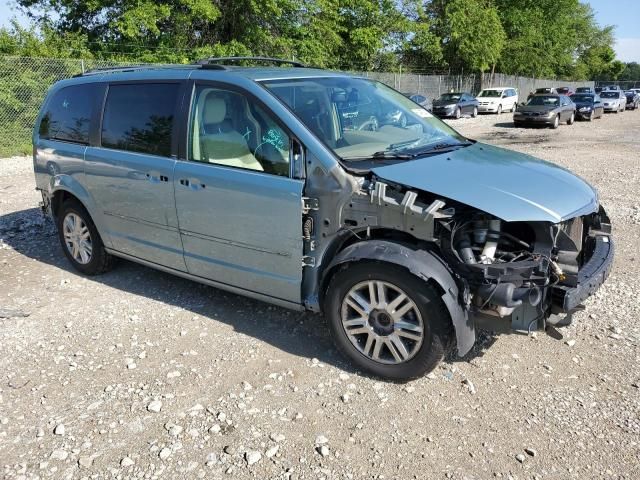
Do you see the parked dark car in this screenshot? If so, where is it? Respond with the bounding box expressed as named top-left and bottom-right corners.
top-left (556, 87), bottom-right (574, 96)
top-left (432, 92), bottom-right (479, 119)
top-left (535, 87), bottom-right (558, 94)
top-left (513, 94), bottom-right (576, 128)
top-left (570, 93), bottom-right (604, 120)
top-left (575, 87), bottom-right (594, 94)
top-left (403, 93), bottom-right (432, 112)
top-left (594, 87), bottom-right (603, 94)
top-left (624, 90), bottom-right (640, 110)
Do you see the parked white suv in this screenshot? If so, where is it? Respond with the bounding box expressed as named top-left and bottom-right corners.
top-left (476, 87), bottom-right (518, 114)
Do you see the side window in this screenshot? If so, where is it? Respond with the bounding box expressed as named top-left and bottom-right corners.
top-left (189, 85), bottom-right (290, 177)
top-left (39, 83), bottom-right (97, 144)
top-left (101, 83), bottom-right (178, 157)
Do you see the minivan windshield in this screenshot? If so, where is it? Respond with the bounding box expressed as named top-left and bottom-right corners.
top-left (478, 90), bottom-right (502, 97)
top-left (262, 77), bottom-right (468, 162)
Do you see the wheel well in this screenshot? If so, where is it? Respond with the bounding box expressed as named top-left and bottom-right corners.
top-left (51, 191), bottom-right (81, 219)
top-left (318, 231), bottom-right (441, 309)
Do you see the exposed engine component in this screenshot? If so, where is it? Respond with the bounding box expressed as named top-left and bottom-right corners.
top-left (441, 214), bottom-right (551, 328)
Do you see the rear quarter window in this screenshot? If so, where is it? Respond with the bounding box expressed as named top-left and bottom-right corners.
top-left (101, 83), bottom-right (179, 157)
top-left (39, 83), bottom-right (98, 144)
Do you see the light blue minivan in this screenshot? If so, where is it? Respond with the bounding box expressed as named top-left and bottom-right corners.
top-left (33, 57), bottom-right (614, 380)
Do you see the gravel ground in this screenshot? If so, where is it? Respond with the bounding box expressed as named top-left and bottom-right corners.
top-left (1, 110), bottom-right (639, 480)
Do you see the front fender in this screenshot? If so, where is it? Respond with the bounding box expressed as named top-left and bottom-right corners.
top-left (324, 240), bottom-right (475, 356)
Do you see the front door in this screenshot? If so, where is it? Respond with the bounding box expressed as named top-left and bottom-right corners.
top-left (173, 83), bottom-right (304, 303)
top-left (85, 81), bottom-right (186, 271)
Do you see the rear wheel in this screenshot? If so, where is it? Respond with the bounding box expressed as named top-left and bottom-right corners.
top-left (57, 200), bottom-right (113, 276)
top-left (324, 262), bottom-right (453, 381)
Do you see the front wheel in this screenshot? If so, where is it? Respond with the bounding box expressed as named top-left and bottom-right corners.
top-left (472, 106), bottom-right (478, 118)
top-left (497, 104), bottom-right (502, 115)
top-left (57, 200), bottom-right (113, 275)
top-left (455, 107), bottom-right (461, 119)
top-left (551, 114), bottom-right (560, 129)
top-left (567, 112), bottom-right (575, 125)
top-left (324, 262), bottom-right (453, 381)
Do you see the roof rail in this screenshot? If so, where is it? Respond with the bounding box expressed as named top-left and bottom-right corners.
top-left (196, 56), bottom-right (308, 69)
top-left (77, 64), bottom-right (199, 77)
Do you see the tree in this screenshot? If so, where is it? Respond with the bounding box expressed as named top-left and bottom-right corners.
top-left (444, 0), bottom-right (505, 73)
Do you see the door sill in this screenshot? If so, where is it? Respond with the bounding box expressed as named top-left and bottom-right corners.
top-left (105, 248), bottom-right (305, 312)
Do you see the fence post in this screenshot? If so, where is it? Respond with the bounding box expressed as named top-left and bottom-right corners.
top-left (81, 59), bottom-right (85, 74)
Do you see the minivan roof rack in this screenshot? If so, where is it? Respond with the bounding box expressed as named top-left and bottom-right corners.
top-left (196, 56), bottom-right (308, 69)
top-left (77, 64), bottom-right (199, 77)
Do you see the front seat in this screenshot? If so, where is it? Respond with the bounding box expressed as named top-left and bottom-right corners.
top-left (200, 94), bottom-right (264, 172)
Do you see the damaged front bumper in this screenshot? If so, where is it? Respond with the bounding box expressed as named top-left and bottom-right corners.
top-left (551, 234), bottom-right (614, 313)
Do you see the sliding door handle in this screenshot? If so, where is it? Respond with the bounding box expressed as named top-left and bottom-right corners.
top-left (179, 178), bottom-right (206, 190)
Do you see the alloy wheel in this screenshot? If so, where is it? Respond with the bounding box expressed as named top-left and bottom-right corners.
top-left (62, 212), bottom-right (93, 264)
top-left (340, 280), bottom-right (424, 365)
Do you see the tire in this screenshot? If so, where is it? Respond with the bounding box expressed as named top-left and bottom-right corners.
top-left (497, 104), bottom-right (502, 115)
top-left (324, 262), bottom-right (453, 381)
top-left (588, 111), bottom-right (594, 122)
top-left (567, 112), bottom-right (575, 125)
top-left (472, 106), bottom-right (478, 118)
top-left (551, 114), bottom-right (560, 129)
top-left (455, 107), bottom-right (461, 119)
top-left (57, 199), bottom-right (113, 276)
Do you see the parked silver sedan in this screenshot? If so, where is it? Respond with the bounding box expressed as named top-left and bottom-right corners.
top-left (600, 90), bottom-right (626, 113)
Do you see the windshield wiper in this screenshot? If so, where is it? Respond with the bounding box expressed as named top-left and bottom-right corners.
top-left (409, 141), bottom-right (472, 156)
top-left (341, 151), bottom-right (416, 162)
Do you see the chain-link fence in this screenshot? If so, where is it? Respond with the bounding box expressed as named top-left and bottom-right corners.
top-left (362, 71), bottom-right (594, 100)
top-left (0, 55), bottom-right (597, 157)
top-left (595, 80), bottom-right (640, 90)
top-left (0, 56), bottom-right (145, 157)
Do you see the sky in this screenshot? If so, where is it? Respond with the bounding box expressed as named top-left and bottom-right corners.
top-left (0, 0), bottom-right (638, 63)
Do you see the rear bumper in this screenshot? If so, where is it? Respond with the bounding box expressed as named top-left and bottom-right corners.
top-left (552, 235), bottom-right (614, 312)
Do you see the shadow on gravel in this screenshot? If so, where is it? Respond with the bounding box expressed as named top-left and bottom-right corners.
top-left (493, 122), bottom-right (518, 128)
top-left (1, 207), bottom-right (495, 379)
top-left (0, 207), bottom-right (359, 374)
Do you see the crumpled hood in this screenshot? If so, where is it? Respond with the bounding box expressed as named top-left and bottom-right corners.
top-left (371, 142), bottom-right (598, 223)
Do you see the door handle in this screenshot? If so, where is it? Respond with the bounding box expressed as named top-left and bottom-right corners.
top-left (146, 173), bottom-right (169, 183)
top-left (179, 178), bottom-right (206, 190)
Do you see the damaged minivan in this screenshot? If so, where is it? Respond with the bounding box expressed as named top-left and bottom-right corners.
top-left (33, 58), bottom-right (614, 380)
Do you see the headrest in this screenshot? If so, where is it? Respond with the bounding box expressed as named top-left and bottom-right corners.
top-left (203, 94), bottom-right (226, 124)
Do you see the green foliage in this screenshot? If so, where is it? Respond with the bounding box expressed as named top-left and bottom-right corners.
top-left (5, 0), bottom-right (622, 78)
top-left (618, 62), bottom-right (640, 82)
top-left (444, 0), bottom-right (505, 73)
top-left (494, 0), bottom-right (619, 80)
